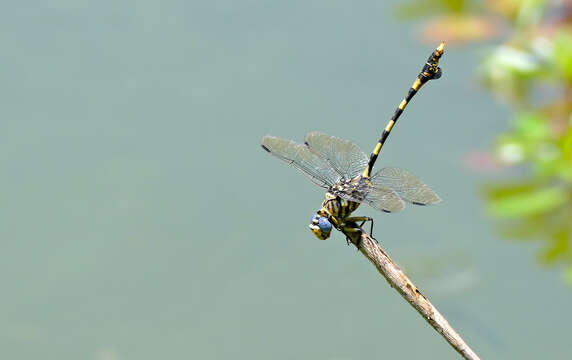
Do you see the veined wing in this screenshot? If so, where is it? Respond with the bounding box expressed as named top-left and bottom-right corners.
top-left (261, 135), bottom-right (340, 189)
top-left (363, 186), bottom-right (406, 213)
top-left (370, 167), bottom-right (441, 205)
top-left (304, 132), bottom-right (368, 181)
top-left (330, 177), bottom-right (405, 213)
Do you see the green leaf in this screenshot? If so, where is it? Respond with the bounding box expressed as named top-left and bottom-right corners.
top-left (513, 112), bottom-right (549, 139)
top-left (539, 230), bottom-right (569, 264)
top-left (533, 157), bottom-right (569, 179)
top-left (494, 217), bottom-right (546, 240)
top-left (553, 31), bottom-right (572, 82)
top-left (486, 186), bottom-right (566, 218)
top-left (395, 0), bottom-right (467, 19)
top-left (515, 0), bottom-right (548, 28)
top-left (395, 2), bottom-right (438, 19)
top-left (564, 265), bottom-right (572, 285)
top-left (482, 180), bottom-right (540, 201)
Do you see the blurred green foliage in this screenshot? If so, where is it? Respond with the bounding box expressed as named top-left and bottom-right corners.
top-left (398, 0), bottom-right (572, 284)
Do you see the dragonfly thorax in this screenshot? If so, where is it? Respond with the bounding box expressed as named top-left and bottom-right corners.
top-left (329, 176), bottom-right (369, 201)
top-left (308, 191), bottom-right (361, 240)
top-left (322, 191), bottom-right (361, 221)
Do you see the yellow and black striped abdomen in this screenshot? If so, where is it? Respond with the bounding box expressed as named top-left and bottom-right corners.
top-left (362, 42), bottom-right (445, 178)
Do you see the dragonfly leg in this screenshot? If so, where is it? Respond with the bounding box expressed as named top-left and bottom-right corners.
top-left (344, 216), bottom-right (374, 237)
top-left (328, 215), bottom-right (343, 229)
top-left (341, 224), bottom-right (363, 248)
top-left (327, 215), bottom-right (354, 244)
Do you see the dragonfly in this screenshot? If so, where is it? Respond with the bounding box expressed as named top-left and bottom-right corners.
top-left (261, 43), bottom-right (445, 241)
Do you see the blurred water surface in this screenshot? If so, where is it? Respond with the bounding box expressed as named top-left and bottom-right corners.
top-left (2, 1), bottom-right (571, 359)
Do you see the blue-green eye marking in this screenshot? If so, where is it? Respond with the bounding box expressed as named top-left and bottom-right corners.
top-left (318, 217), bottom-right (332, 233)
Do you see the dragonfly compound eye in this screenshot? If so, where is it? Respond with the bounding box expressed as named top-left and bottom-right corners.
top-left (309, 214), bottom-right (331, 240)
top-left (318, 217), bottom-right (332, 233)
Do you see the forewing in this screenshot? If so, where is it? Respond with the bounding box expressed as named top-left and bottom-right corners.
top-left (304, 131), bottom-right (368, 180)
top-left (261, 135), bottom-right (340, 189)
top-left (370, 167), bottom-right (441, 205)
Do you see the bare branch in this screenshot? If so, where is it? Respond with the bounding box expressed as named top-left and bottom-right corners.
top-left (344, 227), bottom-right (481, 360)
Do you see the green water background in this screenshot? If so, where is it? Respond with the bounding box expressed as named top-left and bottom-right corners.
top-left (2, 1), bottom-right (571, 359)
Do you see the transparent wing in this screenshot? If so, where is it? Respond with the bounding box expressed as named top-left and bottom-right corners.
top-left (363, 187), bottom-right (406, 213)
top-left (370, 167), bottom-right (441, 205)
top-left (261, 135), bottom-right (341, 189)
top-left (304, 131), bottom-right (368, 180)
top-left (330, 177), bottom-right (405, 213)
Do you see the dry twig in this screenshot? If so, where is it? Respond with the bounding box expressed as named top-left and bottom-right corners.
top-left (344, 227), bottom-right (481, 360)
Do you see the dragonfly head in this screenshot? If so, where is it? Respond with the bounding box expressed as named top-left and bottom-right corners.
top-left (309, 213), bottom-right (332, 240)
